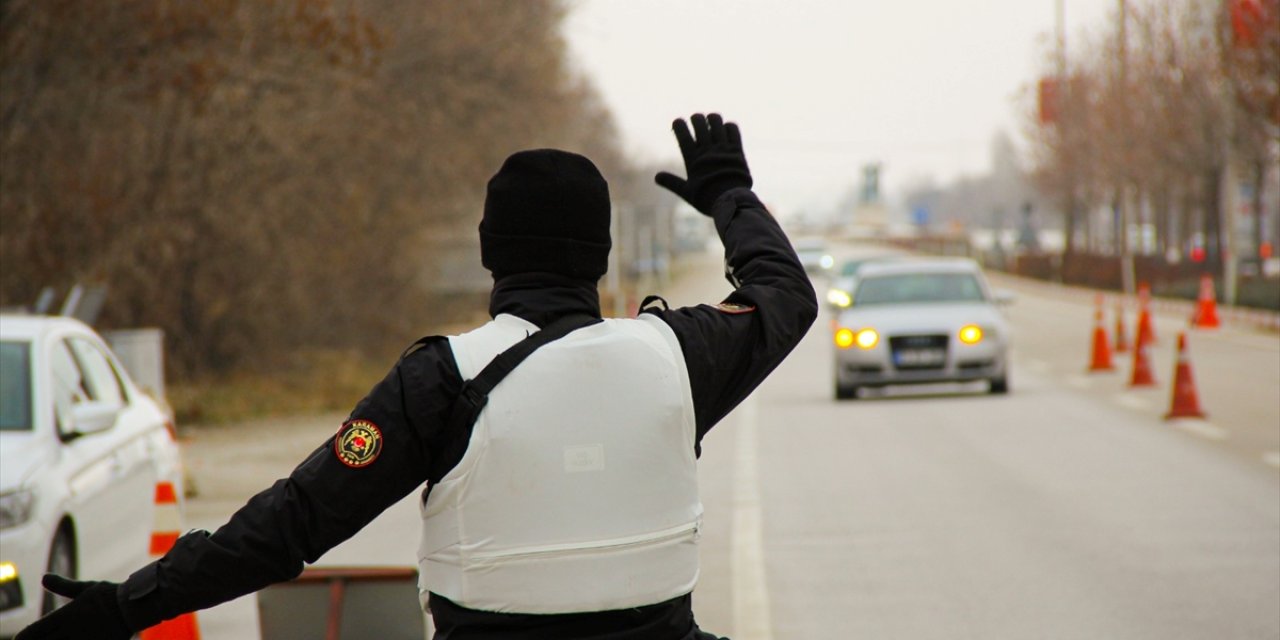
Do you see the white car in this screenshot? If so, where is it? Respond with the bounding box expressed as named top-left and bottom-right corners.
top-left (831, 258), bottom-right (1013, 400)
top-left (0, 314), bottom-right (184, 635)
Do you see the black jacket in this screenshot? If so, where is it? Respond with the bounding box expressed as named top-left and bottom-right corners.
top-left (116, 188), bottom-right (818, 639)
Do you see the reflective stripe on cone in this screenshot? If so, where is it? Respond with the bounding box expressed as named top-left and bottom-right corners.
top-left (139, 481), bottom-right (201, 640)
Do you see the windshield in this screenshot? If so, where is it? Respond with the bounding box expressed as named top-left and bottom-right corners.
top-left (0, 340), bottom-right (33, 431)
top-left (854, 273), bottom-right (987, 306)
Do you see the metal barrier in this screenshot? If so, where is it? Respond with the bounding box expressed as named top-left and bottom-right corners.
top-left (257, 567), bottom-right (430, 640)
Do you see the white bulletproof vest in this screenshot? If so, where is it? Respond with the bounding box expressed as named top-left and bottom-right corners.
top-left (418, 313), bottom-right (703, 614)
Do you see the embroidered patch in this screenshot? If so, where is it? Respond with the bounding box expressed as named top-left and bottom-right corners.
top-left (714, 302), bottom-right (757, 314)
top-left (334, 419), bottom-right (383, 468)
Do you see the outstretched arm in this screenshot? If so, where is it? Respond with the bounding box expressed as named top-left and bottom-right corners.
top-left (19, 343), bottom-right (463, 638)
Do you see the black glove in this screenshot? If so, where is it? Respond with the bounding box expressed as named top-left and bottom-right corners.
top-left (15, 574), bottom-right (132, 640)
top-left (654, 113), bottom-right (753, 215)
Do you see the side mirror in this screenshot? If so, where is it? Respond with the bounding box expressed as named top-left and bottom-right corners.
top-left (994, 290), bottom-right (1016, 306)
top-left (69, 401), bottom-right (119, 436)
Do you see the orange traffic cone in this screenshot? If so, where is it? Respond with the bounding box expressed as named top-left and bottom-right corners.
top-left (1114, 300), bottom-right (1129, 353)
top-left (1165, 333), bottom-right (1207, 419)
top-left (1190, 274), bottom-right (1220, 329)
top-left (1129, 335), bottom-right (1156, 387)
top-left (1135, 283), bottom-right (1156, 348)
top-left (139, 481), bottom-right (201, 640)
top-left (1088, 295), bottom-right (1115, 372)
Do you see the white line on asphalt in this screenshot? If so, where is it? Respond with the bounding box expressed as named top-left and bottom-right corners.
top-left (1114, 392), bottom-right (1155, 411)
top-left (1169, 419), bottom-right (1229, 441)
top-left (731, 393), bottom-right (773, 640)
top-left (1263, 452), bottom-right (1280, 469)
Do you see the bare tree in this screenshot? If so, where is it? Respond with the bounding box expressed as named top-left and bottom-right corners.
top-left (1, 0), bottom-right (628, 377)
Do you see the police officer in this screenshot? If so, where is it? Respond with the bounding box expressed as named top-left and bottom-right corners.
top-left (17, 113), bottom-right (817, 640)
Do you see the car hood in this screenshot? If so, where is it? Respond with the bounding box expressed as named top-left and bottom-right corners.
top-left (0, 433), bottom-right (51, 490)
top-left (838, 302), bottom-right (1007, 334)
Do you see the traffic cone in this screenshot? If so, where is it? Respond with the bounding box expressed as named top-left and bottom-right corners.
top-left (1135, 282), bottom-right (1156, 348)
top-left (139, 481), bottom-right (201, 640)
top-left (1164, 332), bottom-right (1207, 419)
top-left (1190, 274), bottom-right (1221, 329)
top-left (1129, 335), bottom-right (1156, 387)
top-left (1088, 295), bottom-right (1115, 372)
top-left (1113, 300), bottom-right (1129, 353)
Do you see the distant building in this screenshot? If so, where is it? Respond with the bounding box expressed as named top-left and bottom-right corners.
top-left (848, 162), bottom-right (888, 237)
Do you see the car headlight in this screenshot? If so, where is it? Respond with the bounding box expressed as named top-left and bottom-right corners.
top-left (958, 325), bottom-right (983, 345)
top-left (835, 327), bottom-right (879, 349)
top-left (834, 328), bottom-right (855, 348)
top-left (0, 489), bottom-right (35, 530)
top-left (820, 255), bottom-right (835, 269)
top-left (0, 561), bottom-right (20, 612)
top-left (855, 328), bottom-right (879, 349)
top-left (826, 289), bottom-right (852, 308)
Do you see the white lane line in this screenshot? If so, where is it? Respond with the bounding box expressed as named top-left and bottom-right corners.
top-left (732, 393), bottom-right (773, 640)
top-left (1114, 392), bottom-right (1155, 411)
top-left (1263, 452), bottom-right (1280, 469)
top-left (1169, 419), bottom-right (1229, 441)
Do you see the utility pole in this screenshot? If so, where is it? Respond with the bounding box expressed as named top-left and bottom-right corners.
top-left (1055, 0), bottom-right (1066, 74)
top-left (1223, 138), bottom-right (1240, 306)
top-left (1220, 2), bottom-right (1240, 306)
top-left (1117, 0), bottom-right (1137, 296)
top-left (1055, 0), bottom-right (1076, 261)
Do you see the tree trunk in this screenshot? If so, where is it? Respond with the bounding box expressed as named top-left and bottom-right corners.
top-left (1251, 160), bottom-right (1266, 261)
top-left (1063, 190), bottom-right (1078, 256)
top-left (1204, 167), bottom-right (1224, 276)
top-left (1154, 183), bottom-right (1172, 257)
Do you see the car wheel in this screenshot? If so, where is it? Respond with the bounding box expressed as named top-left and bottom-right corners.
top-left (989, 377), bottom-right (1009, 394)
top-left (835, 381), bottom-right (858, 400)
top-left (42, 527), bottom-right (76, 615)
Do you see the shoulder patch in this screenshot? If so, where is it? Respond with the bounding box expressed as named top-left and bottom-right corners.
top-left (334, 419), bottom-right (383, 468)
top-left (714, 302), bottom-right (757, 314)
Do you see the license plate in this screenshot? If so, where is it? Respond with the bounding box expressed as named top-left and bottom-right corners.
top-left (894, 348), bottom-right (945, 367)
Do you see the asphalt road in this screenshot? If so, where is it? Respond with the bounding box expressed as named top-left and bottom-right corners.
top-left (179, 241), bottom-right (1280, 639)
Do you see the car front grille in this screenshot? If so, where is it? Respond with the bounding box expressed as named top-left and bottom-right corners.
top-left (888, 334), bottom-right (948, 370)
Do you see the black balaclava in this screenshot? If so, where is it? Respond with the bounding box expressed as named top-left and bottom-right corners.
top-left (479, 149), bottom-right (612, 281)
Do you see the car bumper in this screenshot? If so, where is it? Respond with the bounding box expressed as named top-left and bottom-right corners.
top-left (0, 526), bottom-right (47, 636)
top-left (835, 341), bottom-right (1007, 387)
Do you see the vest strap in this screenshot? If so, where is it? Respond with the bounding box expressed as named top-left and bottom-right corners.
top-left (427, 314), bottom-right (602, 490)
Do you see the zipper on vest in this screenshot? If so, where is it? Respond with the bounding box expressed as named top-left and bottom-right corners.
top-left (467, 520), bottom-right (701, 564)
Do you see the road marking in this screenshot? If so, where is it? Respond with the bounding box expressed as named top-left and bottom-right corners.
top-left (1169, 419), bottom-right (1229, 441)
top-left (1114, 392), bottom-right (1154, 411)
top-left (1263, 452), bottom-right (1280, 469)
top-left (732, 393), bottom-right (773, 640)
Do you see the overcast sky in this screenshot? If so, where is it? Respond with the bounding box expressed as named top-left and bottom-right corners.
top-left (562, 0), bottom-right (1116, 217)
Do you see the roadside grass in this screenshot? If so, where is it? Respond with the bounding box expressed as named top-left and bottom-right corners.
top-left (167, 348), bottom-right (395, 427)
top-left (164, 269), bottom-right (714, 428)
top-left (167, 293), bottom-right (496, 427)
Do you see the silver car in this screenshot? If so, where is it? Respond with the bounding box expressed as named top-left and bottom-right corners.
top-left (832, 258), bottom-right (1012, 399)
